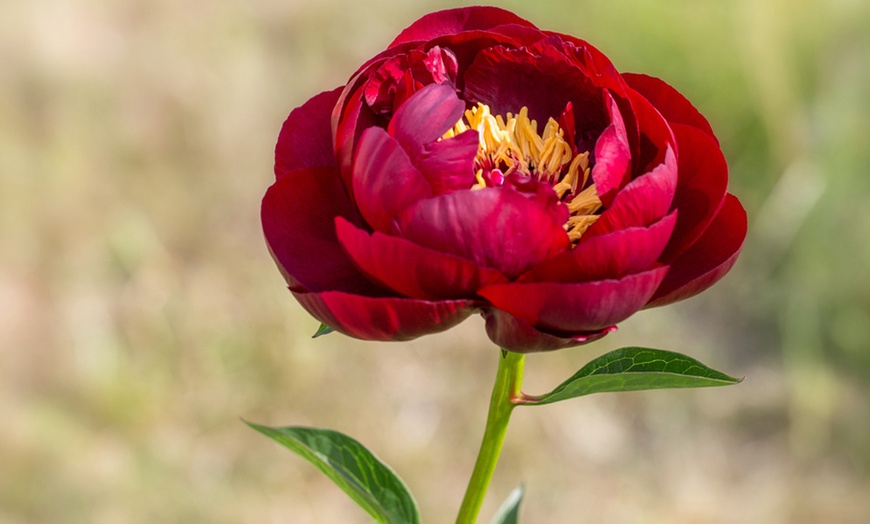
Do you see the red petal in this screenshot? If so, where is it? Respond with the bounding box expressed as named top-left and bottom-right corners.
top-left (647, 194), bottom-right (747, 307)
top-left (275, 88), bottom-right (341, 178)
top-left (364, 47), bottom-right (460, 115)
top-left (363, 55), bottom-right (410, 113)
top-left (542, 31), bottom-right (619, 83)
top-left (622, 73), bottom-right (718, 145)
top-left (415, 129), bottom-right (479, 195)
top-left (333, 81), bottom-right (379, 196)
top-left (423, 46), bottom-right (459, 84)
top-left (393, 187), bottom-right (570, 279)
top-left (483, 307), bottom-right (616, 353)
top-left (421, 30), bottom-right (537, 83)
top-left (387, 82), bottom-right (466, 155)
top-left (660, 123), bottom-right (729, 262)
top-left (479, 267), bottom-right (668, 333)
top-left (520, 211), bottom-right (677, 283)
top-left (352, 127), bottom-right (432, 231)
top-left (292, 289), bottom-right (475, 341)
top-left (389, 6), bottom-right (537, 48)
top-left (262, 166), bottom-right (377, 294)
top-left (335, 217), bottom-right (508, 300)
top-left (589, 146), bottom-right (678, 235)
top-left (462, 39), bottom-right (608, 128)
top-left (626, 85), bottom-right (676, 173)
top-left (591, 92), bottom-right (632, 205)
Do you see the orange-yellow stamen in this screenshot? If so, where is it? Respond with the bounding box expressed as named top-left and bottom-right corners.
top-left (443, 102), bottom-right (602, 243)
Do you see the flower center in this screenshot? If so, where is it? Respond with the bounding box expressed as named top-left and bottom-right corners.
top-left (443, 103), bottom-right (602, 242)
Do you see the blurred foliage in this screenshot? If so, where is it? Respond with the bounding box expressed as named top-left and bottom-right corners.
top-left (1, 0), bottom-right (869, 522)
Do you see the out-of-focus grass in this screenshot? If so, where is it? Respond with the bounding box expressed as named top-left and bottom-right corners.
top-left (1, 0), bottom-right (869, 522)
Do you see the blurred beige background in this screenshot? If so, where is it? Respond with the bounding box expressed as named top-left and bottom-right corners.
top-left (2, 0), bottom-right (869, 522)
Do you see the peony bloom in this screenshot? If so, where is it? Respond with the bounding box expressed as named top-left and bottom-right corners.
top-left (262, 6), bottom-right (747, 352)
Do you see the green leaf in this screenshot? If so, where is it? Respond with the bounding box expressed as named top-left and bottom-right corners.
top-left (525, 347), bottom-right (742, 406)
top-left (246, 423), bottom-right (420, 524)
top-left (312, 323), bottom-right (334, 338)
top-left (491, 485), bottom-right (524, 524)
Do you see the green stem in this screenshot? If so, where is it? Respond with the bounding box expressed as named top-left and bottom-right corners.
top-left (456, 349), bottom-right (526, 524)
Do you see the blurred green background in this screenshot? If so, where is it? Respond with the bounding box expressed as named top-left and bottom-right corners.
top-left (2, 0), bottom-right (869, 522)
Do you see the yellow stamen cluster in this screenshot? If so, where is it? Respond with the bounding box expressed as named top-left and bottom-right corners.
top-left (443, 103), bottom-right (603, 243)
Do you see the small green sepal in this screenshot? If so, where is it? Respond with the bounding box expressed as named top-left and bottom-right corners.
top-left (312, 323), bottom-right (334, 338)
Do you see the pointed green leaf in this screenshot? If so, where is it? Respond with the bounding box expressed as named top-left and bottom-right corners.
top-left (491, 485), bottom-right (524, 524)
top-left (246, 423), bottom-right (420, 524)
top-left (525, 347), bottom-right (742, 406)
top-left (313, 323), bottom-right (334, 338)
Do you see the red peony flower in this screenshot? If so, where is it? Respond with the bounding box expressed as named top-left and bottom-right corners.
top-left (262, 6), bottom-right (747, 352)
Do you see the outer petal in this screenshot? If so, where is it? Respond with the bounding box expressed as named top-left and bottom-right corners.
top-left (625, 85), bottom-right (677, 174)
top-left (393, 187), bottom-right (570, 279)
top-left (647, 194), bottom-right (747, 307)
top-left (292, 289), bottom-right (475, 341)
top-left (335, 217), bottom-right (508, 300)
top-left (479, 267), bottom-right (669, 333)
top-left (622, 73), bottom-right (717, 144)
top-left (389, 6), bottom-right (537, 48)
top-left (483, 307), bottom-right (616, 353)
top-left (352, 127), bottom-right (432, 231)
top-left (588, 146), bottom-right (678, 235)
top-left (275, 88), bottom-right (341, 177)
top-left (262, 166), bottom-right (377, 294)
top-left (520, 211), bottom-right (677, 283)
top-left (660, 123), bottom-right (729, 262)
top-left (333, 74), bottom-right (381, 194)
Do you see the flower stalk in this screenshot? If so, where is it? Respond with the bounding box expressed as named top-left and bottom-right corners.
top-left (456, 349), bottom-right (526, 524)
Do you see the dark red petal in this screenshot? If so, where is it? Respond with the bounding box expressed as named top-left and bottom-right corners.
top-left (352, 127), bottom-right (432, 231)
top-left (591, 92), bottom-right (632, 205)
top-left (622, 73), bottom-right (718, 144)
top-left (626, 85), bottom-right (676, 173)
top-left (389, 6), bottom-right (537, 48)
top-left (520, 211), bottom-right (677, 283)
top-left (364, 47), bottom-right (460, 116)
top-left (363, 55), bottom-right (411, 112)
top-left (482, 23), bottom-right (549, 46)
top-left (483, 307), bottom-right (616, 353)
top-left (588, 146), bottom-right (678, 235)
top-left (335, 217), bottom-right (508, 300)
top-left (393, 187), bottom-right (570, 279)
top-left (660, 123), bottom-right (729, 262)
top-left (415, 129), bottom-right (479, 195)
top-left (542, 31), bottom-right (619, 82)
top-left (423, 31), bottom-right (536, 88)
top-left (334, 81), bottom-right (379, 195)
top-left (292, 289), bottom-right (475, 341)
top-left (275, 88), bottom-right (341, 178)
top-left (647, 194), bottom-right (746, 307)
top-left (479, 267), bottom-right (668, 333)
top-left (262, 166), bottom-right (377, 294)
top-left (462, 39), bottom-right (608, 128)
top-left (387, 82), bottom-right (466, 155)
